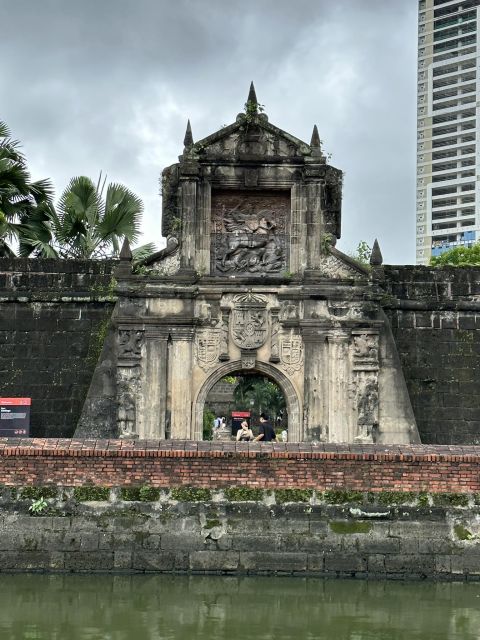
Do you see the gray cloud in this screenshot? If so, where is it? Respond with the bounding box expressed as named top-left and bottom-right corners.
top-left (0, 0), bottom-right (417, 263)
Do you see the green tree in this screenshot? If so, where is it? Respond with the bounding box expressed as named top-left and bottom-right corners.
top-left (233, 375), bottom-right (286, 423)
top-left (0, 121), bottom-right (54, 257)
top-left (430, 243), bottom-right (480, 266)
top-left (48, 174), bottom-right (143, 259)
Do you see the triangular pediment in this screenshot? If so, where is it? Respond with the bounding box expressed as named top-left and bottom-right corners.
top-left (184, 116), bottom-right (314, 162)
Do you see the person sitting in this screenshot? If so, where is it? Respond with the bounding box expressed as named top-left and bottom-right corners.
top-left (236, 420), bottom-right (253, 442)
top-left (253, 414), bottom-right (277, 442)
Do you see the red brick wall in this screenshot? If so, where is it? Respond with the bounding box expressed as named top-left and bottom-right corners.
top-left (1, 439), bottom-right (480, 492)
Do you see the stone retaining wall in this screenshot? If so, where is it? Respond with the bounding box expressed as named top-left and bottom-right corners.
top-left (2, 485), bottom-right (480, 579)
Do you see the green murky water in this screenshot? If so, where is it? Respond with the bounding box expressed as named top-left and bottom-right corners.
top-left (0, 574), bottom-right (479, 639)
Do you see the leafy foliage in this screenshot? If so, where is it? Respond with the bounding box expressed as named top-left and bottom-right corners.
top-left (430, 243), bottom-right (480, 266)
top-left (353, 241), bottom-right (372, 265)
top-left (203, 408), bottom-right (215, 441)
top-left (233, 375), bottom-right (286, 423)
top-left (0, 120), bottom-right (54, 256)
top-left (49, 174), bottom-right (143, 258)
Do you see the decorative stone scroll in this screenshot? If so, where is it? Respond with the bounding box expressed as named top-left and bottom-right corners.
top-left (231, 293), bottom-right (268, 350)
top-left (194, 329), bottom-right (221, 372)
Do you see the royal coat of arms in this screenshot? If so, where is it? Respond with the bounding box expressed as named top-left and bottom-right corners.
top-left (194, 330), bottom-right (220, 372)
top-left (280, 335), bottom-right (303, 375)
top-left (231, 293), bottom-right (268, 350)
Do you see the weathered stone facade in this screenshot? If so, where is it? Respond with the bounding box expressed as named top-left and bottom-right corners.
top-left (88, 87), bottom-right (418, 443)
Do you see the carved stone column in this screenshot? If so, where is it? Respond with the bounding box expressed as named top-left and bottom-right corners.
top-left (327, 331), bottom-right (350, 443)
top-left (352, 330), bottom-right (380, 444)
top-left (169, 327), bottom-right (195, 439)
top-left (117, 328), bottom-right (144, 439)
top-left (302, 326), bottom-right (328, 442)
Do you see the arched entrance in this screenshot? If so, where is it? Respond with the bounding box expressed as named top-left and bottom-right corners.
top-left (193, 360), bottom-right (302, 441)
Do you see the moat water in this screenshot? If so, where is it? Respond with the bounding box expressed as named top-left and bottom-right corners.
top-left (1, 574), bottom-right (479, 639)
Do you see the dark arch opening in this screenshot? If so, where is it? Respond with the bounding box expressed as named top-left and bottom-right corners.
top-left (192, 360), bottom-right (302, 441)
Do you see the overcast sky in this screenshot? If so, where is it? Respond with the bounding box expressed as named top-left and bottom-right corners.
top-left (0, 0), bottom-right (418, 264)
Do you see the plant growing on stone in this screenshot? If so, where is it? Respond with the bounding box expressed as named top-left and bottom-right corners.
top-left (28, 497), bottom-right (48, 515)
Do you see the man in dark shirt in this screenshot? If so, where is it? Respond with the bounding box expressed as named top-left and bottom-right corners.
top-left (253, 414), bottom-right (277, 442)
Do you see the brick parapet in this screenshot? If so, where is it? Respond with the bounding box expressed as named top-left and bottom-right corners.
top-left (1, 439), bottom-right (480, 492)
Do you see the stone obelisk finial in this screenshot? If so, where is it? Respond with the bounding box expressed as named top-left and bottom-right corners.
top-left (116, 236), bottom-right (132, 277)
top-left (183, 119), bottom-right (194, 149)
top-left (310, 124), bottom-right (321, 149)
top-left (247, 81), bottom-right (258, 106)
top-left (370, 238), bottom-right (383, 266)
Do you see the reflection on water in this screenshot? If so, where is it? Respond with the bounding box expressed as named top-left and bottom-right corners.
top-left (0, 574), bottom-right (479, 640)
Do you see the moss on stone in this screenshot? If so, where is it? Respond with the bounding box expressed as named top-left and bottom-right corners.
top-left (170, 487), bottom-right (211, 502)
top-left (224, 487), bottom-right (263, 502)
top-left (139, 486), bottom-right (160, 502)
top-left (205, 519), bottom-right (221, 529)
top-left (73, 486), bottom-right (110, 502)
top-left (121, 486), bottom-right (160, 502)
top-left (275, 489), bottom-right (313, 504)
top-left (454, 524), bottom-right (473, 541)
top-left (417, 492), bottom-right (430, 507)
top-left (329, 521), bottom-right (372, 534)
top-left (20, 486), bottom-right (58, 500)
top-left (323, 490), bottom-right (364, 504)
top-left (432, 493), bottom-right (469, 507)
top-left (376, 491), bottom-right (417, 505)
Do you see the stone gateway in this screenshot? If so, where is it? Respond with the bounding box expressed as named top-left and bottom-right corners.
top-left (78, 85), bottom-right (420, 444)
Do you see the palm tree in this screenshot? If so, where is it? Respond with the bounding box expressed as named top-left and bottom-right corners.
top-left (0, 121), bottom-right (54, 256)
top-left (48, 174), bottom-right (144, 259)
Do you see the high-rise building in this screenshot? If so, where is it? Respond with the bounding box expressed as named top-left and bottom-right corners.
top-left (416, 0), bottom-right (480, 265)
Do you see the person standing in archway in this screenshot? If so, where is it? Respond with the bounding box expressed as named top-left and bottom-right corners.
top-left (253, 414), bottom-right (276, 442)
top-left (236, 420), bottom-right (253, 442)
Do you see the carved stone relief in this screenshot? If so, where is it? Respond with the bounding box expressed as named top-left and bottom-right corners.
top-left (351, 331), bottom-right (380, 444)
top-left (279, 302), bottom-right (300, 321)
top-left (194, 329), bottom-right (221, 372)
top-left (118, 329), bottom-right (144, 359)
top-left (355, 373), bottom-right (379, 444)
top-left (211, 190), bottom-right (288, 275)
top-left (279, 332), bottom-right (304, 376)
top-left (319, 253), bottom-right (364, 279)
top-left (231, 293), bottom-right (268, 350)
top-left (117, 366), bottom-right (140, 439)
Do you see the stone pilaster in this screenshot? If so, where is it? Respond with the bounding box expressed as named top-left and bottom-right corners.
top-left (302, 327), bottom-right (328, 442)
top-left (327, 331), bottom-right (351, 443)
top-left (169, 328), bottom-right (195, 439)
top-left (137, 328), bottom-right (170, 439)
